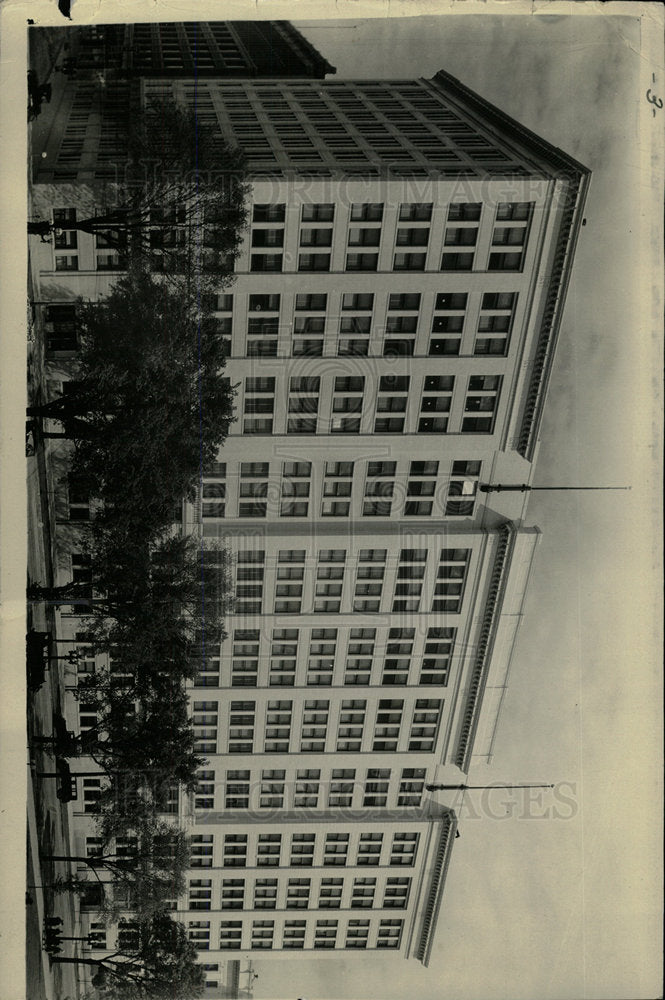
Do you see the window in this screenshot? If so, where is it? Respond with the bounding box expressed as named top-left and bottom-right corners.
top-left (290, 833), bottom-right (316, 866)
top-left (264, 700), bottom-right (292, 753)
top-left (420, 626), bottom-right (457, 685)
top-left (392, 548), bottom-right (427, 615)
top-left (448, 202), bottom-right (481, 221)
top-left (298, 252), bottom-right (331, 272)
top-left (351, 877), bottom-right (376, 909)
top-left (344, 627), bottom-right (376, 686)
top-left (323, 834), bottom-right (349, 867)
top-left (346, 252), bottom-right (378, 272)
top-left (55, 254), bottom-right (79, 271)
top-left (314, 552), bottom-right (345, 615)
top-left (398, 769), bottom-right (426, 807)
top-left (496, 201), bottom-right (533, 221)
top-left (377, 918), bottom-right (404, 949)
top-left (295, 292), bottom-right (327, 311)
top-left (287, 379), bottom-right (319, 435)
top-left (441, 251), bottom-right (474, 271)
top-left (432, 549), bottom-right (470, 613)
top-left (393, 252), bottom-right (426, 271)
top-left (300, 227), bottom-right (333, 247)
top-left (243, 377), bottom-right (275, 434)
top-left (390, 833), bottom-right (419, 867)
top-left (352, 548), bottom-right (386, 613)
top-left (294, 771), bottom-right (320, 810)
top-left (229, 700), bottom-right (255, 754)
top-left (192, 700), bottom-right (218, 754)
top-left (252, 228), bottom-right (284, 248)
top-left (389, 292), bottom-right (420, 311)
top-left (429, 293), bottom-right (467, 356)
top-left (382, 627), bottom-right (415, 685)
top-left (232, 628), bottom-right (260, 688)
top-left (346, 919), bottom-right (370, 949)
top-left (258, 770), bottom-right (285, 810)
top-left (314, 919), bottom-right (338, 949)
top-left (396, 227), bottom-right (429, 247)
top-left (307, 626), bottom-right (337, 686)
top-left (372, 699), bottom-right (403, 751)
top-left (44, 303), bottom-right (78, 354)
top-left (374, 375), bottom-right (409, 434)
top-left (348, 227), bottom-right (381, 247)
top-left (300, 700), bottom-right (330, 752)
top-left (404, 459), bottom-right (438, 516)
top-left (445, 459), bottom-right (481, 516)
top-left (189, 921), bottom-right (211, 951)
top-left (275, 550), bottom-right (305, 614)
top-left (223, 835), bottom-right (247, 868)
top-left (462, 375), bottom-right (502, 432)
top-left (257, 834), bottom-right (281, 868)
top-left (329, 769), bottom-right (356, 808)
top-left (96, 253), bottom-right (126, 271)
top-left (302, 203), bottom-right (334, 222)
top-left (287, 878), bottom-right (311, 909)
top-left (357, 832), bottom-right (383, 866)
top-left (188, 879), bottom-right (212, 911)
top-left (269, 628), bottom-right (298, 687)
top-left (283, 920), bottom-right (307, 949)
top-left (363, 769), bottom-right (390, 807)
top-left (235, 554), bottom-right (264, 616)
top-left (331, 376), bottom-right (364, 433)
top-left (201, 472), bottom-right (225, 520)
top-left (418, 374), bottom-right (454, 433)
top-left (219, 921), bottom-right (242, 950)
top-left (336, 698), bottom-right (367, 752)
top-left (384, 877), bottom-right (411, 908)
top-left (238, 464), bottom-right (268, 520)
top-left (221, 879), bottom-right (244, 910)
top-left (254, 879), bottom-right (278, 910)
top-left (253, 203), bottom-right (285, 222)
top-left (488, 251), bottom-right (523, 272)
top-left (399, 202), bottom-right (432, 221)
top-left (82, 778), bottom-right (102, 813)
top-left (350, 203), bottom-right (383, 221)
top-left (408, 698), bottom-right (443, 752)
top-left (251, 252), bottom-right (283, 273)
top-left (191, 835), bottom-right (214, 868)
top-left (321, 461), bottom-right (353, 517)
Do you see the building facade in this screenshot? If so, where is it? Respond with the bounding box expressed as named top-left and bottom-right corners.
top-left (33, 56), bottom-right (589, 972)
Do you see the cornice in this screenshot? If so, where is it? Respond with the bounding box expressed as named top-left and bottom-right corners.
top-left (453, 523), bottom-right (516, 772)
top-left (414, 812), bottom-right (457, 966)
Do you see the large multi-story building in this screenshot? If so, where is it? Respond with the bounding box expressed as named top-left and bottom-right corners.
top-left (31, 43), bottom-right (590, 975)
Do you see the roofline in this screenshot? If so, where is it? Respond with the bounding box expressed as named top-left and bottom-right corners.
top-left (414, 812), bottom-right (458, 965)
top-left (453, 522), bottom-right (517, 772)
top-left (275, 20), bottom-right (337, 77)
top-left (429, 68), bottom-right (591, 178)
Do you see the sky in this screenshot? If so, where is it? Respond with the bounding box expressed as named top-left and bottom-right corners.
top-left (244, 10), bottom-right (662, 1000)
top-left (0, 5), bottom-right (661, 1000)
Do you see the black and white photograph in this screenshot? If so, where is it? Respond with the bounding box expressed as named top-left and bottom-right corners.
top-left (0, 3), bottom-right (662, 1000)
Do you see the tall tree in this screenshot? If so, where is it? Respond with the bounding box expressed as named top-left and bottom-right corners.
top-left (51, 912), bottom-right (206, 999)
top-left (27, 270), bottom-right (237, 544)
top-left (36, 97), bottom-right (249, 295)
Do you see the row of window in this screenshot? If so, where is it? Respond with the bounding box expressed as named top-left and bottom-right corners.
top-left (185, 873), bottom-right (413, 912)
top-left (189, 915), bottom-right (405, 951)
top-left (190, 696), bottom-right (444, 757)
top-left (228, 546), bottom-right (470, 617)
top-left (198, 459), bottom-right (480, 522)
top-left (185, 767), bottom-right (426, 813)
top-left (241, 374), bottom-right (502, 436)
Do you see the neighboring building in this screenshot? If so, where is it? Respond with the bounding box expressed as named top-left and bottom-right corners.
top-left (33, 55), bottom-right (590, 968)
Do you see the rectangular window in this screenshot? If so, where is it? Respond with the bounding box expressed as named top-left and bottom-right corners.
top-left (496, 201), bottom-right (534, 221)
top-left (445, 459), bottom-right (481, 516)
top-left (223, 835), bottom-right (247, 869)
top-left (264, 700), bottom-right (292, 753)
top-left (259, 770), bottom-right (285, 810)
top-left (357, 832), bottom-right (383, 866)
top-left (256, 834), bottom-right (282, 868)
top-left (300, 699), bottom-right (330, 752)
top-left (229, 700), bottom-right (255, 754)
top-left (390, 833), bottom-right (419, 867)
top-left (189, 921), bottom-right (211, 951)
top-left (336, 698), bottom-right (367, 752)
top-left (231, 628), bottom-right (260, 688)
top-left (274, 550), bottom-right (305, 614)
top-left (253, 204), bottom-right (286, 222)
top-left (269, 627), bottom-right (298, 687)
top-left (441, 252), bottom-right (474, 271)
top-left (398, 769), bottom-right (426, 807)
top-left (250, 253), bottom-right (283, 273)
top-left (201, 467), bottom-right (226, 519)
top-left (448, 202), bottom-right (481, 221)
top-left (302, 203), bottom-right (334, 222)
top-left (295, 292), bottom-right (327, 311)
top-left (221, 879), bottom-right (244, 910)
top-left (461, 375), bottom-right (502, 433)
top-left (399, 202), bottom-right (432, 221)
top-left (374, 374), bottom-right (409, 435)
top-left (307, 626), bottom-right (337, 686)
top-left (219, 920), bottom-right (242, 950)
top-left (314, 552), bottom-right (345, 615)
top-left (190, 835), bottom-right (214, 868)
top-left (393, 252), bottom-right (426, 271)
top-left (323, 834), bottom-right (349, 867)
top-left (432, 548), bottom-right (470, 613)
top-left (283, 920), bottom-right (307, 949)
top-left (348, 227), bottom-right (381, 247)
top-left (254, 879), bottom-right (278, 910)
top-left (290, 833), bottom-right (315, 867)
top-left (188, 879), bottom-right (212, 911)
top-left (363, 769), bottom-right (390, 807)
top-left (377, 918), bottom-right (404, 949)
top-left (294, 770), bottom-right (320, 810)
top-left (328, 769), bottom-right (356, 808)
top-left (383, 877), bottom-right (411, 908)
top-left (346, 252), bottom-right (378, 272)
top-left (286, 878), bottom-right (311, 909)
top-left (420, 626), bottom-right (457, 685)
top-left (314, 919), bottom-right (338, 949)
top-left (194, 771), bottom-right (214, 811)
top-left (488, 251), bottom-right (523, 272)
top-left (351, 877), bottom-right (376, 909)
top-left (408, 698), bottom-right (443, 752)
top-left (238, 464), bottom-right (268, 520)
top-left (298, 252), bottom-right (331, 272)
top-left (235, 556), bottom-right (264, 616)
top-left (346, 919), bottom-right (370, 949)
top-left (321, 461), bottom-right (353, 517)
top-left (192, 700), bottom-right (218, 754)
top-left (344, 626), bottom-right (376, 686)
top-left (331, 376), bottom-right (364, 434)
top-left (372, 699), bottom-right (403, 751)
top-left (243, 377), bottom-right (275, 435)
top-left (252, 229), bottom-right (284, 248)
top-left (418, 374), bottom-right (454, 434)
top-left (404, 459), bottom-right (438, 517)
top-left (300, 227), bottom-right (333, 247)
top-left (382, 626), bottom-right (415, 685)
top-left (287, 378), bottom-right (319, 435)
top-left (350, 203), bottom-right (383, 221)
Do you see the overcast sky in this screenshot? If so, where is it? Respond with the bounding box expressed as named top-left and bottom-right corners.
top-left (246, 11), bottom-right (661, 1000)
